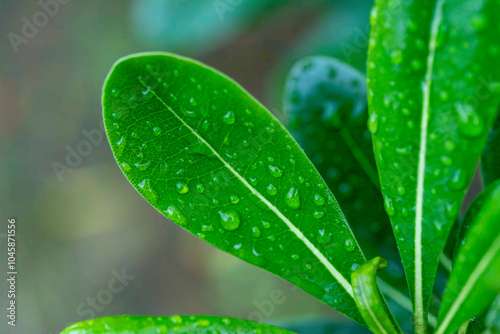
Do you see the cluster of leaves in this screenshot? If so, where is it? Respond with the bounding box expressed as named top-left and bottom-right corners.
top-left (62, 0), bottom-right (500, 333)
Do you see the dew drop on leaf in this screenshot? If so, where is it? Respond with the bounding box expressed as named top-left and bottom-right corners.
top-left (317, 229), bottom-right (332, 244)
top-left (164, 205), bottom-right (187, 226)
top-left (266, 184), bottom-right (278, 196)
top-left (176, 181), bottom-right (189, 194)
top-left (195, 183), bottom-right (205, 193)
top-left (251, 226), bottom-right (261, 238)
top-left (285, 187), bottom-right (301, 209)
top-left (218, 209), bottom-right (241, 231)
top-left (384, 195), bottom-right (396, 216)
top-left (313, 210), bottom-right (325, 219)
top-left (222, 111), bottom-right (236, 125)
top-left (137, 179), bottom-right (158, 204)
top-left (229, 194), bottom-right (240, 204)
top-left (456, 103), bottom-right (484, 137)
top-left (268, 165), bottom-right (283, 178)
top-left (291, 254), bottom-right (300, 260)
top-left (449, 169), bottom-right (467, 190)
top-left (344, 239), bottom-right (355, 252)
top-left (135, 161), bottom-right (151, 171)
top-left (120, 162), bottom-right (131, 172)
top-left (368, 112), bottom-right (379, 134)
top-left (313, 193), bottom-right (325, 206)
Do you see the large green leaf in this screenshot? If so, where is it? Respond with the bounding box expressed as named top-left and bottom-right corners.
top-left (367, 0), bottom-right (500, 331)
top-left (435, 180), bottom-right (500, 334)
top-left (103, 53), bottom-right (367, 323)
top-left (283, 56), bottom-right (404, 288)
top-left (351, 257), bottom-right (402, 334)
top-left (61, 315), bottom-right (295, 333)
top-left (482, 116), bottom-right (500, 187)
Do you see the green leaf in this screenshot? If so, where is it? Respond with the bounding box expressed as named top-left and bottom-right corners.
top-left (486, 295), bottom-right (500, 333)
top-left (352, 257), bottom-right (403, 334)
top-left (367, 0), bottom-right (500, 331)
top-left (283, 56), bottom-right (404, 288)
top-left (435, 180), bottom-right (500, 334)
top-left (103, 53), bottom-right (366, 323)
top-left (60, 315), bottom-right (296, 333)
top-left (482, 116), bottom-right (500, 187)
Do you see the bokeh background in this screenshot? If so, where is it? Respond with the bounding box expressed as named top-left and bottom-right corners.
top-left (0, 0), bottom-right (390, 333)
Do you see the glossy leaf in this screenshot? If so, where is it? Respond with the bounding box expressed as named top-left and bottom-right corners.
top-left (486, 295), bottom-right (500, 333)
top-left (352, 257), bottom-right (403, 334)
top-left (482, 116), bottom-right (500, 186)
top-left (103, 53), bottom-right (366, 323)
top-left (283, 56), bottom-right (404, 289)
top-left (60, 315), bottom-right (295, 334)
top-left (435, 180), bottom-right (500, 334)
top-left (367, 0), bottom-right (500, 331)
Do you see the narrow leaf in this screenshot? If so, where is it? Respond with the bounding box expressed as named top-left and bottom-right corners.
top-left (486, 295), bottom-right (500, 333)
top-left (482, 116), bottom-right (500, 187)
top-left (283, 56), bottom-right (404, 289)
top-left (352, 257), bottom-right (403, 334)
top-left (61, 315), bottom-right (296, 334)
top-left (436, 180), bottom-right (500, 334)
top-left (103, 53), bottom-right (366, 322)
top-left (367, 0), bottom-right (500, 331)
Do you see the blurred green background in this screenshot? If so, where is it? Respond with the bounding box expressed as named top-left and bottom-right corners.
top-left (0, 0), bottom-right (377, 333)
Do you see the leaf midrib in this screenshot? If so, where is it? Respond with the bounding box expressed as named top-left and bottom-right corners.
top-left (136, 76), bottom-right (356, 297)
top-left (414, 0), bottom-right (445, 331)
top-left (435, 234), bottom-right (500, 334)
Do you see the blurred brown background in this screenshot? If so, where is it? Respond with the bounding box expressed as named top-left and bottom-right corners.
top-left (0, 1), bottom-right (375, 333)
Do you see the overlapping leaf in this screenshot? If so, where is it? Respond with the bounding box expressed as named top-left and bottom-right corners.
top-left (283, 56), bottom-right (404, 288)
top-left (436, 180), bottom-right (500, 334)
top-left (61, 315), bottom-right (295, 334)
top-left (103, 53), bottom-right (367, 322)
top-left (367, 0), bottom-right (500, 331)
top-left (351, 257), bottom-right (402, 334)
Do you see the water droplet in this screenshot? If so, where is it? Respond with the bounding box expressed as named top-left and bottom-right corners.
top-left (368, 112), bottom-right (379, 134)
top-left (135, 161), bottom-right (151, 171)
top-left (456, 103), bottom-right (484, 138)
top-left (189, 97), bottom-right (197, 106)
top-left (176, 181), bottom-right (189, 194)
top-left (261, 220), bottom-right (271, 229)
top-left (285, 187), bottom-right (300, 209)
top-left (317, 229), bottom-right (332, 244)
top-left (201, 224), bottom-right (214, 232)
top-left (268, 165), bottom-right (283, 178)
top-left (222, 111), bottom-right (235, 125)
top-left (384, 195), bottom-right (396, 216)
top-left (153, 126), bottom-right (162, 136)
top-left (218, 209), bottom-right (241, 231)
top-left (137, 179), bottom-right (158, 204)
top-left (313, 210), bottom-right (325, 219)
top-left (291, 254), bottom-right (300, 260)
top-left (390, 50), bottom-right (403, 64)
top-left (120, 162), bottom-right (131, 172)
top-left (229, 194), bottom-right (240, 204)
top-left (164, 205), bottom-right (187, 226)
top-left (411, 59), bottom-right (422, 70)
top-left (449, 169), bottom-right (467, 190)
top-left (344, 239), bottom-right (355, 252)
top-left (266, 184), bottom-right (277, 196)
top-left (196, 183), bottom-right (205, 193)
top-left (252, 226), bottom-right (261, 238)
top-left (470, 14), bottom-right (488, 31)
top-left (314, 194), bottom-right (325, 206)
top-left (441, 155), bottom-right (453, 166)
top-left (444, 140), bottom-right (455, 151)
top-left (397, 185), bottom-right (405, 196)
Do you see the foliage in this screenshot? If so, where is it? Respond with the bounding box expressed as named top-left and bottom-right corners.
top-left (63, 0), bottom-right (500, 333)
